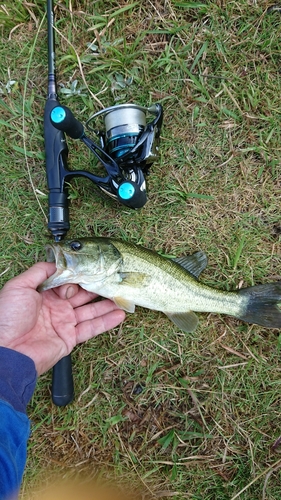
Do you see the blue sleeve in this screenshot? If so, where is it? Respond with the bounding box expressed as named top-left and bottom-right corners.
top-left (0, 347), bottom-right (37, 500)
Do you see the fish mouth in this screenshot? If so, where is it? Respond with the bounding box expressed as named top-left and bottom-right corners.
top-left (46, 244), bottom-right (66, 267)
top-left (38, 244), bottom-right (73, 292)
top-left (46, 244), bottom-right (56, 264)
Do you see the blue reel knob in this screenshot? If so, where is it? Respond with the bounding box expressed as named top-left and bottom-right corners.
top-left (117, 181), bottom-right (147, 209)
top-left (118, 182), bottom-right (136, 200)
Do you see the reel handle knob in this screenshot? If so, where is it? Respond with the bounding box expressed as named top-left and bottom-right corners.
top-left (50, 105), bottom-right (84, 139)
top-left (117, 181), bottom-right (147, 209)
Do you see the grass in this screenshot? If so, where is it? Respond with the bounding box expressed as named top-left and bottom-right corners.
top-left (0, 0), bottom-right (281, 498)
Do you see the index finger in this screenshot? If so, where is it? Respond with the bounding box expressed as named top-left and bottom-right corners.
top-left (52, 285), bottom-right (99, 307)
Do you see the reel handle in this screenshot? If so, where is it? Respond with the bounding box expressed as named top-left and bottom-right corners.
top-left (117, 181), bottom-right (147, 208)
top-left (50, 105), bottom-right (84, 139)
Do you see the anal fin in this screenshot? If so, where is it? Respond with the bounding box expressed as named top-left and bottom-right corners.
top-left (166, 311), bottom-right (199, 332)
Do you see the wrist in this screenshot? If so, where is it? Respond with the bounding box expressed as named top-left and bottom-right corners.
top-left (0, 347), bottom-right (37, 413)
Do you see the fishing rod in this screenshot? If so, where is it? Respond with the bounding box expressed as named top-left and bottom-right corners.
top-left (44, 0), bottom-right (73, 407)
top-left (43, 0), bottom-right (163, 406)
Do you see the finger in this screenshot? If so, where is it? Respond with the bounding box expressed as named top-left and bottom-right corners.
top-left (53, 284), bottom-right (80, 300)
top-left (49, 285), bottom-right (99, 306)
top-left (68, 288), bottom-right (99, 308)
top-left (74, 298), bottom-right (122, 324)
top-left (75, 309), bottom-right (126, 343)
top-left (6, 262), bottom-right (57, 290)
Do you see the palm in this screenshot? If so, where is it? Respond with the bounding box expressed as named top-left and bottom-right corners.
top-left (0, 263), bottom-right (125, 375)
top-left (0, 287), bottom-right (77, 369)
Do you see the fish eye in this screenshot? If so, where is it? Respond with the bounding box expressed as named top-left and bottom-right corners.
top-left (69, 240), bottom-right (82, 251)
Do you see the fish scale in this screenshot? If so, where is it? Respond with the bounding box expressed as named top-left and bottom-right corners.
top-left (111, 239), bottom-right (245, 315)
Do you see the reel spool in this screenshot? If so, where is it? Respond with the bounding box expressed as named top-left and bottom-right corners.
top-left (86, 103), bottom-right (162, 164)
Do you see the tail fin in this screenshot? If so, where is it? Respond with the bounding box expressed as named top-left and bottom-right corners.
top-left (237, 282), bottom-right (281, 328)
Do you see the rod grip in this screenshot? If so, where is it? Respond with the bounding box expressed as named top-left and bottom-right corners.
top-left (52, 354), bottom-right (74, 406)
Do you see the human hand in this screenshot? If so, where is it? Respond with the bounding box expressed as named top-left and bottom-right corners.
top-left (0, 263), bottom-right (125, 375)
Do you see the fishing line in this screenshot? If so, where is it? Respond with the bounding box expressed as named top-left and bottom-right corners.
top-left (22, 12), bottom-right (48, 223)
top-left (52, 24), bottom-right (104, 108)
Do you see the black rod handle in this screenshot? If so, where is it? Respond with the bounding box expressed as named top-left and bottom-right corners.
top-left (52, 354), bottom-right (74, 406)
top-left (44, 98), bottom-right (70, 241)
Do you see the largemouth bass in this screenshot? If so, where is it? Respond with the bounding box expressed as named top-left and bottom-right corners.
top-left (39, 238), bottom-right (281, 332)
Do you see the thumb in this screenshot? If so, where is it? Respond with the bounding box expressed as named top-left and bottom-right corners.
top-left (5, 262), bottom-right (57, 290)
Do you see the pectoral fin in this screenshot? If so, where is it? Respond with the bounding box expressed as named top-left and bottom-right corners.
top-left (113, 296), bottom-right (135, 313)
top-left (166, 311), bottom-right (199, 332)
top-left (118, 272), bottom-right (148, 287)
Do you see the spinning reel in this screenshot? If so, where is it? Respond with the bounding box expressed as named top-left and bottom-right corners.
top-left (48, 101), bottom-right (163, 233)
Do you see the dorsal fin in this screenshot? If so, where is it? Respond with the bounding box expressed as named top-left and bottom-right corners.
top-left (173, 251), bottom-right (208, 279)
